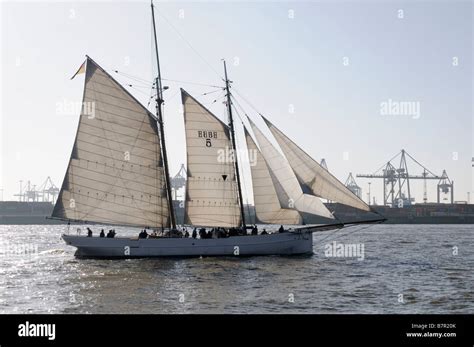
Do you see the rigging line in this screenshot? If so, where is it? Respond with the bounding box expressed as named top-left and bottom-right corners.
top-left (163, 88), bottom-right (181, 103)
top-left (313, 224), bottom-right (352, 244)
top-left (330, 223), bottom-right (377, 243)
top-left (147, 84), bottom-right (155, 109)
top-left (203, 88), bottom-right (224, 96)
top-left (127, 85), bottom-right (154, 98)
top-left (315, 222), bottom-right (376, 244)
top-left (232, 87), bottom-right (265, 117)
top-left (111, 72), bottom-right (155, 92)
top-left (201, 93), bottom-right (226, 107)
top-left (126, 84), bottom-right (155, 90)
top-left (112, 69), bottom-right (154, 85)
top-left (231, 95), bottom-right (255, 128)
top-left (154, 7), bottom-right (223, 80)
top-left (95, 67), bottom-right (154, 91)
top-left (161, 78), bottom-right (221, 89)
top-left (118, 79), bottom-right (154, 89)
top-left (115, 77), bottom-right (154, 90)
top-left (229, 95), bottom-right (249, 126)
top-left (126, 85), bottom-right (154, 95)
top-left (186, 91), bottom-right (226, 109)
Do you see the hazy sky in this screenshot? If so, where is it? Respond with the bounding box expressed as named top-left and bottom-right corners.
top-left (1, 0), bottom-right (472, 205)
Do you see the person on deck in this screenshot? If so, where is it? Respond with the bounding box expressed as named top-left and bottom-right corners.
top-left (261, 229), bottom-right (268, 235)
top-left (218, 228), bottom-right (227, 238)
top-left (278, 225), bottom-right (285, 233)
top-left (87, 227), bottom-right (93, 237)
top-left (251, 225), bottom-right (258, 235)
top-left (192, 228), bottom-right (197, 239)
top-left (100, 229), bottom-right (105, 238)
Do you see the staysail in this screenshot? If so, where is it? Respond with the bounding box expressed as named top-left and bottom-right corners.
top-left (52, 57), bottom-right (170, 228)
top-left (263, 117), bottom-right (371, 212)
top-left (245, 128), bottom-right (302, 224)
top-left (247, 118), bottom-right (334, 220)
top-left (182, 89), bottom-right (241, 227)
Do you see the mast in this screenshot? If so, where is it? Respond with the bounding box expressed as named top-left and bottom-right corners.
top-left (151, 1), bottom-right (176, 229)
top-left (223, 60), bottom-right (246, 230)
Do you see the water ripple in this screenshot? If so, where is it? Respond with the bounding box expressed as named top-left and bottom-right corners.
top-left (0, 224), bottom-right (472, 313)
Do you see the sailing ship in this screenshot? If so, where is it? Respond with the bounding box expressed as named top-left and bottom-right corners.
top-left (54, 2), bottom-right (384, 258)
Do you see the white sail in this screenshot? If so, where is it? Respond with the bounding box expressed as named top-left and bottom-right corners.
top-left (263, 117), bottom-right (371, 212)
top-left (247, 118), bottom-right (334, 220)
top-left (182, 89), bottom-right (241, 227)
top-left (245, 128), bottom-right (301, 224)
top-left (52, 57), bottom-right (169, 228)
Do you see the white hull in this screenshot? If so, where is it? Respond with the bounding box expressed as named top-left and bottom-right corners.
top-left (62, 231), bottom-right (314, 258)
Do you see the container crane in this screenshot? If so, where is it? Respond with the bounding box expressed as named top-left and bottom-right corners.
top-left (357, 149), bottom-right (453, 206)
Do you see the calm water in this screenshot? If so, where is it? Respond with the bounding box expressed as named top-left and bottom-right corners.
top-left (0, 224), bottom-right (472, 314)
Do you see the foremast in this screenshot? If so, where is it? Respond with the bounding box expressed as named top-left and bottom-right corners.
top-left (151, 0), bottom-right (176, 229)
top-left (223, 60), bottom-right (246, 230)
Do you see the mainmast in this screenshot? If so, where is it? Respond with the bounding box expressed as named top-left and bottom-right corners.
top-left (151, 1), bottom-right (176, 230)
top-left (223, 60), bottom-right (247, 230)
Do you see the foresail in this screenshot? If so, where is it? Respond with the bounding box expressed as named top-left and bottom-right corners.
top-left (263, 117), bottom-right (371, 212)
top-left (247, 118), bottom-right (334, 220)
top-left (182, 89), bottom-right (241, 227)
top-left (245, 128), bottom-right (301, 224)
top-left (52, 57), bottom-right (169, 228)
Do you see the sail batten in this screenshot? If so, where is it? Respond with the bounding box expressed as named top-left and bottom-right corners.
top-left (247, 117), bottom-right (334, 220)
top-left (52, 57), bottom-right (169, 228)
top-left (263, 117), bottom-right (371, 212)
top-left (182, 89), bottom-right (241, 228)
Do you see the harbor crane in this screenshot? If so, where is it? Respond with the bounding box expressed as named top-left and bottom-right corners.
top-left (357, 149), bottom-right (453, 206)
top-left (320, 158), bottom-right (328, 171)
top-left (171, 164), bottom-right (187, 200)
top-left (14, 177), bottom-right (59, 203)
top-left (345, 173), bottom-right (362, 199)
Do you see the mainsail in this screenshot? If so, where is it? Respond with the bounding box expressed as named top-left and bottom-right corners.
top-left (263, 117), bottom-right (371, 212)
top-left (182, 89), bottom-right (241, 227)
top-left (52, 57), bottom-right (170, 228)
top-left (244, 128), bottom-right (302, 224)
top-left (247, 118), bottom-right (334, 220)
